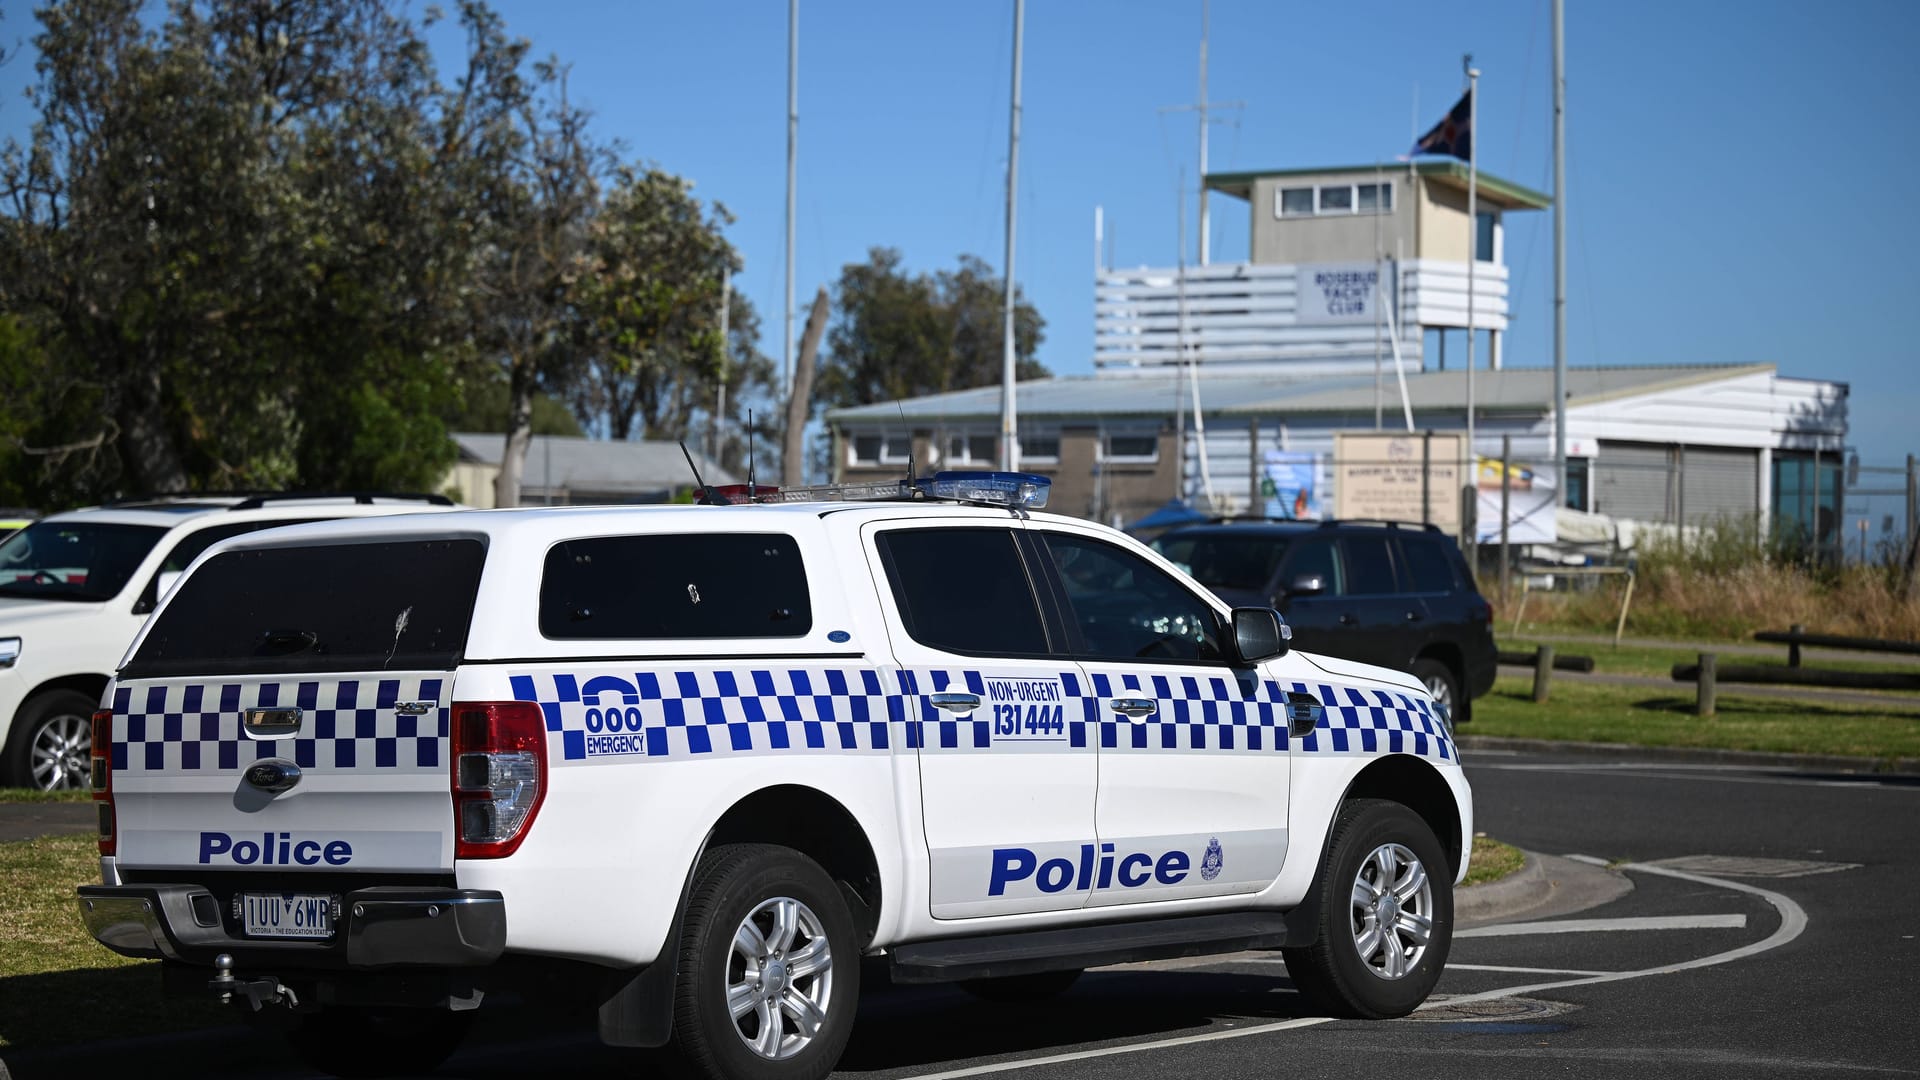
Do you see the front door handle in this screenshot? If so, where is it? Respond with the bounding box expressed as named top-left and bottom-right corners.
top-left (929, 692), bottom-right (981, 714)
top-left (1338, 613), bottom-right (1358, 626)
top-left (1285, 692), bottom-right (1324, 739)
top-left (1405, 610), bottom-right (1424, 622)
top-left (1108, 697), bottom-right (1157, 720)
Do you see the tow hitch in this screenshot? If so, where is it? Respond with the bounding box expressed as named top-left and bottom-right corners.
top-left (208, 952), bottom-right (301, 1011)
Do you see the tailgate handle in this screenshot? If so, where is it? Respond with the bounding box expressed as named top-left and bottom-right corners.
top-left (243, 708), bottom-right (304, 737)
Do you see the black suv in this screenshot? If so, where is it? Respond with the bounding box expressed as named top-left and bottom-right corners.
top-left (1152, 520), bottom-right (1496, 719)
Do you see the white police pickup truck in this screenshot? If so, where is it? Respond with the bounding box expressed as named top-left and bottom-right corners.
top-left (78, 473), bottom-right (1470, 1080)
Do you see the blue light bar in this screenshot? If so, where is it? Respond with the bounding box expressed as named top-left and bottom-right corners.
top-left (919, 471), bottom-right (1051, 509)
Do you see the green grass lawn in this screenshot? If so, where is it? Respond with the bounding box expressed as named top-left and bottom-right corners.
top-left (1462, 836), bottom-right (1525, 887)
top-left (1470, 675), bottom-right (1920, 761)
top-left (0, 833), bottom-right (230, 1048)
top-left (0, 787), bottom-right (92, 804)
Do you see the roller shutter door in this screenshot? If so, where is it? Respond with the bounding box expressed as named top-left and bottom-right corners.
top-left (1679, 446), bottom-right (1758, 524)
top-left (1595, 441), bottom-right (1672, 522)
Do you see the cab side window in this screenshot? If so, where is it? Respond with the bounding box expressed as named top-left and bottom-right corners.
top-left (1041, 532), bottom-right (1224, 663)
top-left (877, 528), bottom-right (1050, 657)
top-left (1398, 535), bottom-right (1458, 593)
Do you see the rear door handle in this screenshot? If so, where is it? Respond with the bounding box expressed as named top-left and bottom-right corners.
top-left (1338, 613), bottom-right (1358, 626)
top-left (1405, 610), bottom-right (1424, 622)
top-left (929, 692), bottom-right (981, 714)
top-left (1109, 697), bottom-right (1157, 720)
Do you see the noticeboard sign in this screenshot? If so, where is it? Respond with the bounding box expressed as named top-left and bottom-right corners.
top-left (1332, 432), bottom-right (1465, 536)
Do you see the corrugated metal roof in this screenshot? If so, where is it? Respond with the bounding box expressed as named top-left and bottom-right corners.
top-left (824, 364), bottom-right (1779, 425)
top-left (452, 433), bottom-right (737, 494)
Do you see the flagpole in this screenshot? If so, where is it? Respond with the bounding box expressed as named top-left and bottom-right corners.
top-left (1464, 58), bottom-right (1479, 550)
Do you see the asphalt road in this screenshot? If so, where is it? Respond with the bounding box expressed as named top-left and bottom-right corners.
top-left (8, 748), bottom-right (1917, 1079)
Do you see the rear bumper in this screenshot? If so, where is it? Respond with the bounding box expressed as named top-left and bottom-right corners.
top-left (77, 884), bottom-right (506, 970)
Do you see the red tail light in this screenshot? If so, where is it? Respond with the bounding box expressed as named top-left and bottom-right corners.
top-left (450, 701), bottom-right (547, 859)
top-left (91, 709), bottom-right (114, 856)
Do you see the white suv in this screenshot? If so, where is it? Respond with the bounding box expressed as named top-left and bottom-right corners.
top-left (0, 494), bottom-right (456, 789)
top-left (78, 475), bottom-right (1469, 1080)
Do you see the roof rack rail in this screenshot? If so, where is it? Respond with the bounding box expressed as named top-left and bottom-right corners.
top-left (102, 490), bottom-right (273, 506)
top-left (1316, 519), bottom-right (1441, 533)
top-left (226, 492), bottom-right (455, 511)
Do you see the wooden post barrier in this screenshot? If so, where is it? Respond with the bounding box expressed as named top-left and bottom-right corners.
top-left (1788, 623), bottom-right (1803, 668)
top-left (1532, 645), bottom-right (1554, 703)
top-left (1698, 652), bottom-right (1717, 718)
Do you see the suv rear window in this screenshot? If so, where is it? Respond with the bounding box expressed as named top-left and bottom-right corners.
top-left (124, 539), bottom-right (486, 677)
top-left (540, 533), bottom-right (812, 640)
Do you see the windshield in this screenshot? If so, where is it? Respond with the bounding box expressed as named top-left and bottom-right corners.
top-left (1153, 533), bottom-right (1291, 592)
top-left (0, 522), bottom-right (168, 602)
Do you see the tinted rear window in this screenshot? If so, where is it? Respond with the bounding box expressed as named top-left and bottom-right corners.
top-left (124, 539), bottom-right (485, 677)
top-left (1341, 535), bottom-right (1399, 595)
top-left (540, 533), bottom-right (812, 639)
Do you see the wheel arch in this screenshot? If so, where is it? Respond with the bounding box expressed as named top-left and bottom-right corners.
top-left (1337, 755), bottom-right (1464, 880)
top-left (702, 783), bottom-right (884, 946)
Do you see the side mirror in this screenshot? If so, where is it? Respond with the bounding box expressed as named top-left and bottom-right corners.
top-left (1230, 606), bottom-right (1291, 664)
top-left (1286, 573), bottom-right (1327, 598)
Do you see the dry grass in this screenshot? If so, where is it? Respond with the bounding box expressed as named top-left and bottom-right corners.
top-left (0, 834), bottom-right (229, 1048)
top-left (1518, 563), bottom-right (1920, 641)
top-left (1462, 836), bottom-right (1525, 888)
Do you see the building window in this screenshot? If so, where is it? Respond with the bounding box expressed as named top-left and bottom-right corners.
top-left (944, 432), bottom-right (997, 466)
top-left (1102, 431), bottom-right (1159, 464)
top-left (1476, 210), bottom-right (1496, 262)
top-left (1021, 432), bottom-right (1061, 462)
top-left (1277, 181), bottom-right (1392, 218)
top-left (850, 432), bottom-right (913, 466)
top-left (1564, 457), bottom-right (1590, 512)
top-left (1357, 183), bottom-right (1392, 212)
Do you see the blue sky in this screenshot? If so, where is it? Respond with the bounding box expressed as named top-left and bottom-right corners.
top-left (3, 1), bottom-right (1916, 500)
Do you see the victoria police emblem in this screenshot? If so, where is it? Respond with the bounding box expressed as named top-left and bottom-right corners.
top-left (1200, 837), bottom-right (1224, 882)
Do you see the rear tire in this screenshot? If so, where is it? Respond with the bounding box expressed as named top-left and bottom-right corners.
top-left (959, 969), bottom-right (1083, 1002)
top-left (282, 1006), bottom-right (474, 1078)
top-left (2, 688), bottom-right (96, 791)
top-left (1282, 799), bottom-right (1452, 1019)
top-left (671, 843), bottom-right (859, 1080)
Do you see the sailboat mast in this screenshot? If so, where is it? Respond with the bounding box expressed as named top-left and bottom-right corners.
top-left (1553, 0), bottom-right (1568, 500)
top-left (784, 0), bottom-right (797, 399)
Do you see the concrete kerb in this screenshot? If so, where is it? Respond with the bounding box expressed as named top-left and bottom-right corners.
top-left (1457, 734), bottom-right (1920, 777)
top-left (1456, 850), bottom-right (1633, 930)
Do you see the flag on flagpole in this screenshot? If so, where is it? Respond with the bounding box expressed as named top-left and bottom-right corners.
top-left (1412, 89), bottom-right (1472, 161)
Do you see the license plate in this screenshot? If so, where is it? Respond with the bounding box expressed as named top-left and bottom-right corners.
top-left (241, 893), bottom-right (334, 940)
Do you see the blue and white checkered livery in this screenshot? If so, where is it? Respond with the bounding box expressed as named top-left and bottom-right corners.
top-left (111, 676), bottom-right (449, 774)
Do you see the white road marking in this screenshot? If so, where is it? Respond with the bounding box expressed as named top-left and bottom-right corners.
top-left (1445, 963), bottom-right (1620, 976)
top-left (900, 859), bottom-right (1809, 1079)
top-left (1456, 913), bottom-right (1747, 937)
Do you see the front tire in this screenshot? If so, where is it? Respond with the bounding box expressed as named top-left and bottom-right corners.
top-left (672, 843), bottom-right (859, 1080)
top-left (3, 688), bottom-right (96, 791)
top-left (1283, 799), bottom-right (1452, 1018)
top-left (281, 1006), bottom-right (474, 1078)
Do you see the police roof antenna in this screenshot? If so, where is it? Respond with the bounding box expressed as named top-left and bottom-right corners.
top-left (679, 442), bottom-right (728, 506)
top-left (896, 398), bottom-right (917, 493)
top-left (746, 409), bottom-right (758, 501)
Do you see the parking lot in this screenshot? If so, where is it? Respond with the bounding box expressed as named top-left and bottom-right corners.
top-left (9, 745), bottom-right (1914, 1080)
